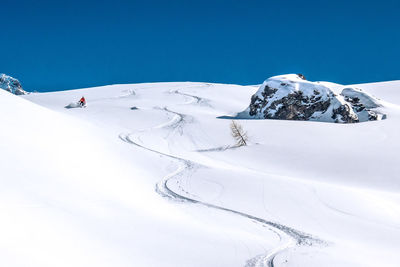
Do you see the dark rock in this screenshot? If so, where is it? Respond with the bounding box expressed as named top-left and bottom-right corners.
top-left (332, 104), bottom-right (359, 123)
top-left (297, 74), bottom-right (306, 80)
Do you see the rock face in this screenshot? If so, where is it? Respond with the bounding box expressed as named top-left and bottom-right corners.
top-left (238, 74), bottom-right (385, 123)
top-left (0, 74), bottom-right (28, 95)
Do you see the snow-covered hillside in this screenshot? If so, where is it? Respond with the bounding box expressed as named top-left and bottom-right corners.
top-left (0, 74), bottom-right (28, 95)
top-left (1, 78), bottom-right (399, 267)
top-left (238, 74), bottom-right (385, 123)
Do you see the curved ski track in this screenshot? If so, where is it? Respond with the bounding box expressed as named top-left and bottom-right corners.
top-left (119, 87), bottom-right (323, 267)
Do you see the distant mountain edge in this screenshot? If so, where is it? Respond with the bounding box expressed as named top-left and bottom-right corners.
top-left (0, 74), bottom-right (28, 95)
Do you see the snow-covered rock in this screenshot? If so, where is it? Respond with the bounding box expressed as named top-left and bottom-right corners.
top-left (238, 74), bottom-right (384, 123)
top-left (340, 87), bottom-right (386, 121)
top-left (0, 74), bottom-right (28, 95)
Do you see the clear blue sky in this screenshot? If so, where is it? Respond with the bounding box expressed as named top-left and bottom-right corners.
top-left (1, 0), bottom-right (400, 92)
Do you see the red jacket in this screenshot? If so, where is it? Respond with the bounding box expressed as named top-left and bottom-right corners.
top-left (79, 97), bottom-right (86, 104)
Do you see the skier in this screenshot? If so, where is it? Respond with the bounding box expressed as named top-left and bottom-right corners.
top-left (78, 96), bottom-right (86, 107)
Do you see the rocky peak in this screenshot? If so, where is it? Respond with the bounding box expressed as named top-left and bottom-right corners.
top-left (0, 74), bottom-right (28, 95)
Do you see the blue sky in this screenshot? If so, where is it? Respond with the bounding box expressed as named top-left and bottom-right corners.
top-left (1, 0), bottom-right (400, 92)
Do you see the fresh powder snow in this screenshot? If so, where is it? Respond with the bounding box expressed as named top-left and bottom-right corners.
top-left (0, 78), bottom-right (399, 267)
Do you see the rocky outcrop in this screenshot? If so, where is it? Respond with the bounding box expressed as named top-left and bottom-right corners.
top-left (238, 74), bottom-right (385, 123)
top-left (0, 74), bottom-right (28, 95)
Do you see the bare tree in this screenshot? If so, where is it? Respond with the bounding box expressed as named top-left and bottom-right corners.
top-left (230, 120), bottom-right (248, 147)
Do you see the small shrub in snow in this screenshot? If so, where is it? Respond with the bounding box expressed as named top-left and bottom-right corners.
top-left (230, 120), bottom-right (248, 147)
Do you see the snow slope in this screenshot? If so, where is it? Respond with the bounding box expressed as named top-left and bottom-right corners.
top-left (1, 79), bottom-right (399, 266)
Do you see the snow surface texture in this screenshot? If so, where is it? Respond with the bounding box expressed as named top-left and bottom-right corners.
top-left (0, 73), bottom-right (27, 95)
top-left (238, 74), bottom-right (385, 123)
top-left (0, 79), bottom-right (399, 267)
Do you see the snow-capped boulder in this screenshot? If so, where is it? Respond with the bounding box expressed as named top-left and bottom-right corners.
top-left (341, 87), bottom-right (381, 109)
top-left (340, 87), bottom-right (384, 121)
top-left (0, 74), bottom-right (28, 95)
top-left (238, 74), bottom-right (384, 123)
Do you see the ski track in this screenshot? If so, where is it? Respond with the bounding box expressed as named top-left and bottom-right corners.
top-left (170, 88), bottom-right (212, 107)
top-left (119, 87), bottom-right (324, 267)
